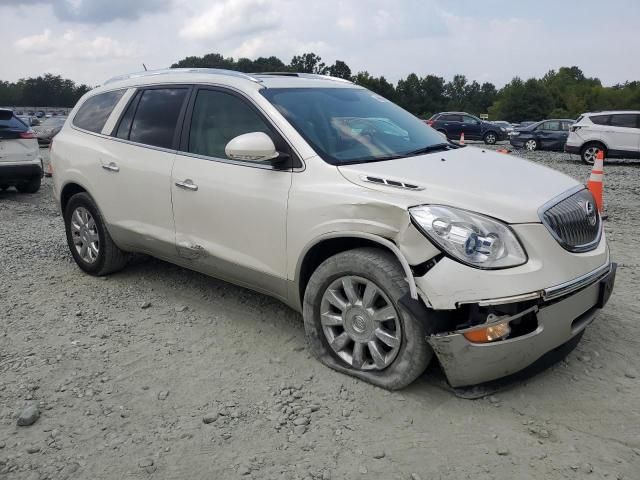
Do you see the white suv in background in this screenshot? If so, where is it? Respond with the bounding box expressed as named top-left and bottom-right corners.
top-left (51, 69), bottom-right (615, 390)
top-left (565, 110), bottom-right (640, 164)
top-left (0, 108), bottom-right (42, 193)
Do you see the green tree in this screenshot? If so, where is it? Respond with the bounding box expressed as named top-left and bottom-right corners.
top-left (328, 60), bottom-right (352, 80)
top-left (289, 53), bottom-right (328, 74)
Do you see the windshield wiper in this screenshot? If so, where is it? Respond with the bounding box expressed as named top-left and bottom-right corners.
top-left (402, 143), bottom-right (456, 157)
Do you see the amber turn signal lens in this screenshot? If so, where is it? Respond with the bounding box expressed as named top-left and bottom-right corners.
top-left (463, 322), bottom-right (511, 344)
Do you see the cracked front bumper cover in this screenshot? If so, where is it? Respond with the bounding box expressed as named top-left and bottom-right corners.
top-left (428, 263), bottom-right (616, 388)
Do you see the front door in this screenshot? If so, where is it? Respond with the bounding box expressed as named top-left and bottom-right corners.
top-left (171, 87), bottom-right (292, 300)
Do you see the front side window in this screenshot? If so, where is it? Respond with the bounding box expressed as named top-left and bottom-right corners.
top-left (127, 88), bottom-right (188, 149)
top-left (188, 89), bottom-right (272, 160)
top-left (261, 88), bottom-right (447, 164)
top-left (610, 114), bottom-right (638, 128)
top-left (73, 89), bottom-right (125, 133)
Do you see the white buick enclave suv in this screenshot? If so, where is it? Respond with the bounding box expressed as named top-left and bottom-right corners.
top-left (51, 69), bottom-right (615, 390)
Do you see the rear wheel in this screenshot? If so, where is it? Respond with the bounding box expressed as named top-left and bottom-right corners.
top-left (581, 143), bottom-right (605, 165)
top-left (483, 131), bottom-right (498, 145)
top-left (16, 176), bottom-right (41, 194)
top-left (303, 248), bottom-right (433, 390)
top-left (64, 192), bottom-right (128, 276)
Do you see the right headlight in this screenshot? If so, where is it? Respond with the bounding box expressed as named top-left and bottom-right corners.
top-left (409, 205), bottom-right (527, 269)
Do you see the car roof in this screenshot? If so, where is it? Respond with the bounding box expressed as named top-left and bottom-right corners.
top-left (96, 68), bottom-right (359, 95)
top-left (583, 110), bottom-right (640, 116)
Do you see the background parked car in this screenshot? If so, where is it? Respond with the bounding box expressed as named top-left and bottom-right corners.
top-left (0, 109), bottom-right (42, 193)
top-left (516, 121), bottom-right (536, 128)
top-left (565, 110), bottom-right (640, 164)
top-left (32, 116), bottom-right (66, 146)
top-left (427, 112), bottom-right (507, 144)
top-left (510, 119), bottom-right (574, 151)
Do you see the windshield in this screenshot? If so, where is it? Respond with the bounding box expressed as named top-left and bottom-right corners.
top-left (261, 87), bottom-right (448, 164)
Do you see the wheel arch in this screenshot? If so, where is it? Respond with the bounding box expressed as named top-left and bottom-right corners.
top-left (60, 181), bottom-right (89, 213)
top-left (295, 232), bottom-right (419, 311)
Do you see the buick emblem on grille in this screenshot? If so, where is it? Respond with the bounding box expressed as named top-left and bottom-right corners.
top-left (584, 200), bottom-right (597, 226)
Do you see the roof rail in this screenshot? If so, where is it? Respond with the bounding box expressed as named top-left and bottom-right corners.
top-left (104, 68), bottom-right (262, 85)
top-left (254, 72), bottom-right (353, 84)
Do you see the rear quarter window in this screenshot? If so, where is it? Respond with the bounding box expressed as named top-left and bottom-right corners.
top-left (73, 89), bottom-right (125, 133)
top-left (609, 114), bottom-right (639, 128)
top-left (589, 115), bottom-right (610, 126)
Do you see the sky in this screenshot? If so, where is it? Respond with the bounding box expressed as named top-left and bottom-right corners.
top-left (1, 0), bottom-right (639, 88)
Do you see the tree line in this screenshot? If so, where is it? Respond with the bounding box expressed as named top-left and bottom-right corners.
top-left (3, 53), bottom-right (639, 121)
top-left (172, 53), bottom-right (640, 122)
top-left (0, 74), bottom-right (91, 108)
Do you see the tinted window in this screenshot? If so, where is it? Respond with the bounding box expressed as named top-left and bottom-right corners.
top-left (128, 88), bottom-right (188, 149)
top-left (590, 115), bottom-right (610, 126)
top-left (115, 91), bottom-right (140, 140)
top-left (73, 90), bottom-right (125, 133)
top-left (560, 121), bottom-right (572, 131)
top-left (188, 90), bottom-right (272, 160)
top-left (542, 121), bottom-right (560, 131)
top-left (440, 114), bottom-right (461, 122)
top-left (0, 112), bottom-right (27, 130)
top-left (610, 114), bottom-right (638, 128)
top-left (462, 115), bottom-right (479, 123)
top-left (262, 88), bottom-right (447, 165)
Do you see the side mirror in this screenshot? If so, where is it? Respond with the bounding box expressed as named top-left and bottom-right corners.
top-left (225, 132), bottom-right (279, 162)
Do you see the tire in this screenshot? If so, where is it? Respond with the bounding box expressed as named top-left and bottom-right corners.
top-left (303, 247), bottom-right (433, 390)
top-left (16, 176), bottom-right (41, 194)
top-left (64, 192), bottom-right (128, 276)
top-left (581, 143), bottom-right (605, 165)
top-left (525, 139), bottom-right (538, 151)
top-left (483, 131), bottom-right (498, 145)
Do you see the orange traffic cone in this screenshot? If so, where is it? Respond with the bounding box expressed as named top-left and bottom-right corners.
top-left (44, 162), bottom-right (53, 178)
top-left (459, 132), bottom-right (465, 145)
top-left (587, 150), bottom-right (604, 213)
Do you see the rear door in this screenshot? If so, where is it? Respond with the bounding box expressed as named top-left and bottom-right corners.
top-left (461, 114), bottom-right (483, 140)
top-left (90, 86), bottom-right (190, 258)
top-left (537, 121), bottom-right (561, 149)
top-left (438, 114), bottom-right (462, 139)
top-left (607, 114), bottom-right (640, 154)
top-left (0, 112), bottom-right (38, 164)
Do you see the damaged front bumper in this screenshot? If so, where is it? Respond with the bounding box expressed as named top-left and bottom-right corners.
top-left (427, 262), bottom-right (616, 388)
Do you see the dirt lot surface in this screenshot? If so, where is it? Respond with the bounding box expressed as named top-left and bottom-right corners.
top-left (1, 145), bottom-right (639, 480)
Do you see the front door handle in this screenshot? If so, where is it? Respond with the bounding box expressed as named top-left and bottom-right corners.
top-left (101, 162), bottom-right (119, 172)
top-left (175, 179), bottom-right (198, 191)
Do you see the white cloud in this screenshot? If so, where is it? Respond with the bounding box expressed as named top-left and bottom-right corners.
top-left (179, 0), bottom-right (279, 42)
top-left (14, 29), bottom-right (136, 61)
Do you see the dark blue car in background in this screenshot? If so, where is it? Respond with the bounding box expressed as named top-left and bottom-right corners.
top-left (426, 112), bottom-right (508, 144)
top-left (509, 119), bottom-right (574, 151)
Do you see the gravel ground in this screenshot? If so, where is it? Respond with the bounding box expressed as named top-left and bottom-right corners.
top-left (1, 145), bottom-right (639, 480)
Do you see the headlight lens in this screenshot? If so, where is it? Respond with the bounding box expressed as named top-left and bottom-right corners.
top-left (409, 205), bottom-right (527, 269)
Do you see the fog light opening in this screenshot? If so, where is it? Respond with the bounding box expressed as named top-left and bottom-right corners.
top-left (463, 321), bottom-right (511, 344)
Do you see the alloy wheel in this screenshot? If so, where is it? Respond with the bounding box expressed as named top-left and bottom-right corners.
top-left (583, 146), bottom-right (599, 164)
top-left (70, 206), bottom-right (100, 264)
top-left (525, 139), bottom-right (537, 151)
top-left (485, 133), bottom-right (496, 144)
top-left (320, 276), bottom-right (402, 371)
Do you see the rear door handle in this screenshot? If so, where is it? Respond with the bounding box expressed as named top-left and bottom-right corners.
top-left (101, 162), bottom-right (119, 172)
top-left (175, 179), bottom-right (198, 191)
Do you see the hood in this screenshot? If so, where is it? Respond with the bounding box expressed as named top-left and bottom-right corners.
top-left (337, 146), bottom-right (580, 223)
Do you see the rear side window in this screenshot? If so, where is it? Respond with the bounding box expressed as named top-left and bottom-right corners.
top-left (0, 111), bottom-right (27, 131)
top-left (73, 90), bottom-right (125, 133)
top-left (590, 115), bottom-right (610, 126)
top-left (440, 114), bottom-right (461, 122)
top-left (610, 114), bottom-right (638, 128)
top-left (127, 88), bottom-right (188, 149)
top-left (187, 89), bottom-right (272, 160)
top-left (560, 121), bottom-right (572, 131)
top-left (542, 121), bottom-right (560, 131)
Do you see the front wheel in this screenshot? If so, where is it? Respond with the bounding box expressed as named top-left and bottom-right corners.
top-left (303, 248), bottom-right (433, 390)
top-left (483, 132), bottom-right (497, 145)
top-left (525, 139), bottom-right (538, 151)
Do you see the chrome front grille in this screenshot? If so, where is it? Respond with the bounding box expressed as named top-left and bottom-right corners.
top-left (540, 187), bottom-right (601, 252)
